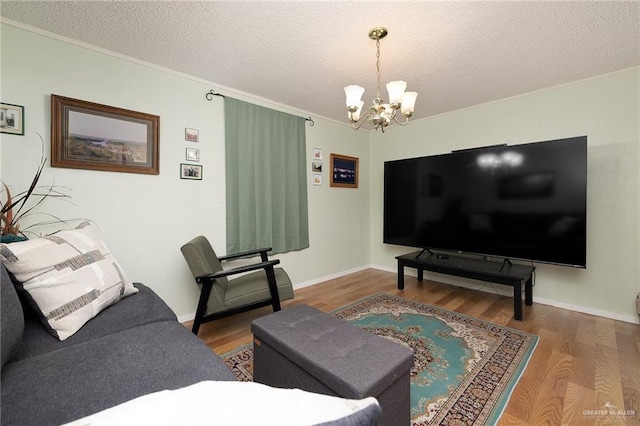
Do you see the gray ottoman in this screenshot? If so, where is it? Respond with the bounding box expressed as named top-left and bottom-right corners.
top-left (251, 304), bottom-right (414, 426)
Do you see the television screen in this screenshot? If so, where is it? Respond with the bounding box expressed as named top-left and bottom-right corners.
top-left (383, 136), bottom-right (587, 268)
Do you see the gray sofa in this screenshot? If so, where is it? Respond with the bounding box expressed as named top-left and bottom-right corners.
top-left (0, 263), bottom-right (237, 426)
top-left (1, 261), bottom-right (382, 426)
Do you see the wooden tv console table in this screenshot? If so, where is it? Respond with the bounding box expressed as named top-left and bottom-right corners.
top-left (396, 250), bottom-right (535, 320)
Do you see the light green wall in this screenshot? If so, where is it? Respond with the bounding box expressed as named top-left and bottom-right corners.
top-left (0, 22), bottom-right (370, 318)
top-left (369, 68), bottom-right (640, 323)
top-left (2, 21), bottom-right (638, 323)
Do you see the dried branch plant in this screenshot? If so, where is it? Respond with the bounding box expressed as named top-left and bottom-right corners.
top-left (1, 133), bottom-right (74, 239)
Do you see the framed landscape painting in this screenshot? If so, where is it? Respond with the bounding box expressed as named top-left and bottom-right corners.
top-left (330, 153), bottom-right (359, 188)
top-left (51, 95), bottom-right (159, 174)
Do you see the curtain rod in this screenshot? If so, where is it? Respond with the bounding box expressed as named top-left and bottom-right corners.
top-left (205, 89), bottom-right (314, 126)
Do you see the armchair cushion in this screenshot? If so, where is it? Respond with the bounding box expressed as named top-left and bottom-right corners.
top-left (222, 267), bottom-right (293, 312)
top-left (180, 235), bottom-right (227, 283)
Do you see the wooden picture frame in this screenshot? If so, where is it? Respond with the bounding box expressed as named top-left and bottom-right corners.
top-left (330, 153), bottom-right (359, 188)
top-left (0, 102), bottom-right (24, 135)
top-left (51, 95), bottom-right (159, 175)
top-left (180, 163), bottom-right (202, 180)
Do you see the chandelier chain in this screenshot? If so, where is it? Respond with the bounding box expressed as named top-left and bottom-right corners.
top-left (375, 38), bottom-right (381, 99)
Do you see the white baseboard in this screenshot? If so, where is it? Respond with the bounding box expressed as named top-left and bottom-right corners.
top-left (178, 265), bottom-right (640, 325)
top-left (370, 265), bottom-right (640, 324)
top-left (532, 296), bottom-right (640, 324)
top-left (177, 312), bottom-right (195, 323)
top-left (293, 265), bottom-right (371, 290)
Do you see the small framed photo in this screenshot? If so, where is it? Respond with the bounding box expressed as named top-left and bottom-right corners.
top-left (312, 162), bottom-right (322, 173)
top-left (185, 127), bottom-right (199, 142)
top-left (330, 153), bottom-right (359, 188)
top-left (313, 173), bottom-right (323, 186)
top-left (1, 102), bottom-right (25, 135)
top-left (186, 147), bottom-right (200, 162)
top-left (180, 163), bottom-right (202, 180)
top-left (313, 148), bottom-right (323, 160)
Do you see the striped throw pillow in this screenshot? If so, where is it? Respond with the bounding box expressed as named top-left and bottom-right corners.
top-left (0, 222), bottom-right (138, 341)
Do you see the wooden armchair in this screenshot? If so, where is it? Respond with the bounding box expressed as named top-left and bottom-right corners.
top-left (180, 236), bottom-right (294, 335)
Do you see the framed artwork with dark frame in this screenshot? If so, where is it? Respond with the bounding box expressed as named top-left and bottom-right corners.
top-left (1, 102), bottom-right (25, 135)
top-left (180, 163), bottom-right (202, 180)
top-left (51, 95), bottom-right (159, 175)
top-left (330, 153), bottom-right (359, 188)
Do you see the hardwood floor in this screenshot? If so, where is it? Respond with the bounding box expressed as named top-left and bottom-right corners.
top-left (186, 269), bottom-right (640, 425)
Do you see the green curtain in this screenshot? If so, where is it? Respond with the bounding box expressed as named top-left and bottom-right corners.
top-left (224, 97), bottom-right (309, 254)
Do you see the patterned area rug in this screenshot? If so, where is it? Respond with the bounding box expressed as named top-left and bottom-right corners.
top-left (222, 293), bottom-right (538, 425)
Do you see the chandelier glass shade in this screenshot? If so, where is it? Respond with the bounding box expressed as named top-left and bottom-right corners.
top-left (344, 27), bottom-right (417, 132)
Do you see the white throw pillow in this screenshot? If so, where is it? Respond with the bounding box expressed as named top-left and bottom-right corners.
top-left (63, 381), bottom-right (381, 426)
top-left (0, 222), bottom-right (138, 341)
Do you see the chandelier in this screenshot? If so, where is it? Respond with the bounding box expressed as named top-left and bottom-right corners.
top-left (344, 27), bottom-right (418, 132)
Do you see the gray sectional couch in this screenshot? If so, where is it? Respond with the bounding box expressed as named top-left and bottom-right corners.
top-left (1, 263), bottom-right (238, 426)
top-left (1, 261), bottom-right (382, 426)
top-left (0, 222), bottom-right (383, 425)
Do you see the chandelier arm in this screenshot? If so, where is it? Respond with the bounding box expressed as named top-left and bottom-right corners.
top-left (350, 111), bottom-right (372, 131)
top-left (392, 114), bottom-right (410, 126)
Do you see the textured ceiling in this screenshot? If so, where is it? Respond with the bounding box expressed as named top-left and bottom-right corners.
top-left (1, 1), bottom-right (639, 127)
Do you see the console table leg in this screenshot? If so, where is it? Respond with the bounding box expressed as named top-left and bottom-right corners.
top-left (525, 276), bottom-right (533, 306)
top-left (514, 280), bottom-right (523, 321)
top-left (417, 268), bottom-right (423, 282)
top-left (397, 261), bottom-right (405, 290)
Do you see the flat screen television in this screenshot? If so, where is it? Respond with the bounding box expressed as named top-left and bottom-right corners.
top-left (383, 136), bottom-right (587, 268)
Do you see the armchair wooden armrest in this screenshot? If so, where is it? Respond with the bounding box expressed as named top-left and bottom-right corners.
top-left (218, 247), bottom-right (273, 262)
top-left (195, 259), bottom-right (281, 283)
